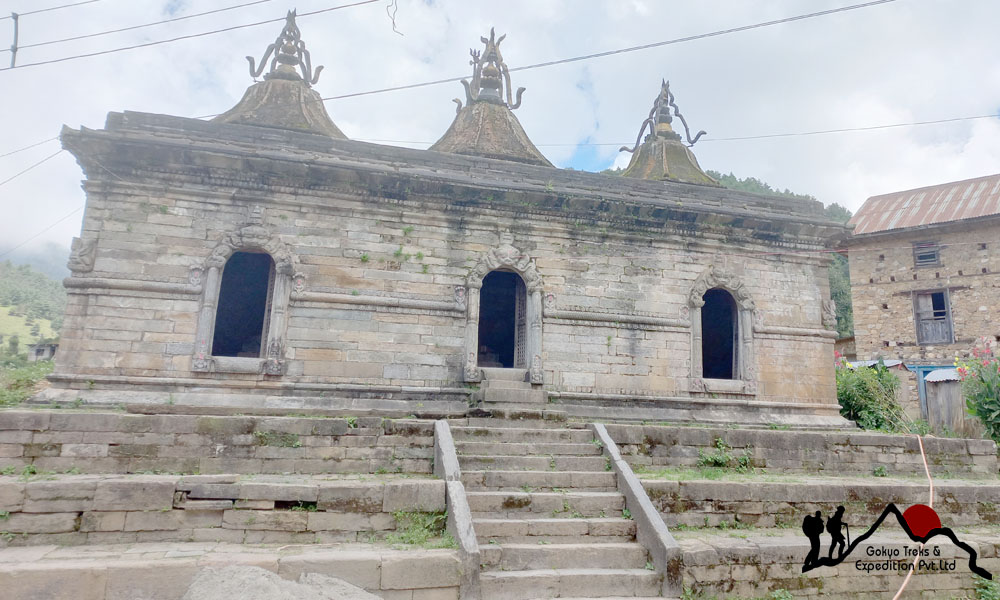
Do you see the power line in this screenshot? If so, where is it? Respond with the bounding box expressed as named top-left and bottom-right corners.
top-left (0, 149), bottom-right (63, 187)
top-left (321, 0), bottom-right (900, 102)
top-left (1, 0), bottom-right (102, 20)
top-left (0, 136), bottom-right (58, 158)
top-left (351, 113), bottom-right (998, 146)
top-left (0, 0), bottom-right (380, 71)
top-left (0, 205), bottom-right (82, 259)
top-left (0, 0), bottom-right (274, 54)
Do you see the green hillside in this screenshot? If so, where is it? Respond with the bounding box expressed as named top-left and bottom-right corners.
top-left (0, 306), bottom-right (58, 345)
top-left (0, 261), bottom-right (66, 344)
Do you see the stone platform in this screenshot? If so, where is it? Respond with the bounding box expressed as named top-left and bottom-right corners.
top-left (0, 541), bottom-right (461, 600)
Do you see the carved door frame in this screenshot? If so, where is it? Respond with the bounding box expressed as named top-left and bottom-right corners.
top-left (464, 233), bottom-right (544, 383)
top-left (686, 265), bottom-right (758, 395)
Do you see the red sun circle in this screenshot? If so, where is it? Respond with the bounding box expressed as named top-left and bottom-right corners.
top-left (903, 504), bottom-right (942, 538)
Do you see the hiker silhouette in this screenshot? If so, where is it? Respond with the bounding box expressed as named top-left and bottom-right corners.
top-left (802, 510), bottom-right (824, 568)
top-left (827, 505), bottom-right (847, 559)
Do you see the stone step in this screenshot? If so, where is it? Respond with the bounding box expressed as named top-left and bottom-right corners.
top-left (451, 426), bottom-right (594, 443)
top-left (481, 367), bottom-right (529, 382)
top-left (475, 517), bottom-right (635, 541)
top-left (481, 542), bottom-right (648, 571)
top-left (466, 491), bottom-right (624, 516)
top-left (462, 470), bottom-right (617, 491)
top-left (482, 379), bottom-right (535, 390)
top-left (482, 388), bottom-right (548, 404)
top-left (464, 417), bottom-right (579, 430)
top-left (488, 407), bottom-right (567, 422)
top-left (480, 568), bottom-right (662, 600)
top-left (456, 441), bottom-right (602, 456)
top-left (459, 454), bottom-right (609, 472)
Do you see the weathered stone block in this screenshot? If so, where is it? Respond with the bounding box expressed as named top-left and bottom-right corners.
top-left (276, 549), bottom-right (382, 590)
top-left (4, 512), bottom-right (79, 533)
top-left (383, 480), bottom-right (446, 513)
top-left (0, 480), bottom-right (25, 511)
top-left (222, 509), bottom-right (308, 531)
top-left (23, 480), bottom-right (97, 512)
top-left (317, 481), bottom-right (384, 513)
top-left (80, 510), bottom-right (127, 532)
top-left (94, 478), bottom-right (176, 511)
top-left (380, 551), bottom-right (461, 589)
top-left (123, 510), bottom-right (181, 531)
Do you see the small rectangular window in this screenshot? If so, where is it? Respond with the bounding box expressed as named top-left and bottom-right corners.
top-left (913, 289), bottom-right (953, 345)
top-left (912, 241), bottom-right (940, 267)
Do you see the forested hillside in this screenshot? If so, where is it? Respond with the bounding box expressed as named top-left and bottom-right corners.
top-left (0, 261), bottom-right (66, 338)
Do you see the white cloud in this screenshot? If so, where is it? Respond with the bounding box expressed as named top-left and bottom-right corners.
top-left (1, 0), bottom-right (998, 260)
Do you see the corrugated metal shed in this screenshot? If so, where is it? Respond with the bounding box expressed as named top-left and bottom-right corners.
top-left (849, 173), bottom-right (1000, 235)
top-left (925, 367), bottom-right (959, 382)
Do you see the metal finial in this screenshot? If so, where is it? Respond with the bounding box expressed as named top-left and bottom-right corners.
top-left (246, 10), bottom-right (323, 87)
top-left (621, 80), bottom-right (706, 153)
top-left (457, 27), bottom-right (525, 111)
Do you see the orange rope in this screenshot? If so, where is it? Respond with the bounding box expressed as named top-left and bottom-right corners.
top-left (892, 435), bottom-right (934, 600)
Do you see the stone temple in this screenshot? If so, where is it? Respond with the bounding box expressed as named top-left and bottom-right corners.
top-left (45, 14), bottom-right (848, 427)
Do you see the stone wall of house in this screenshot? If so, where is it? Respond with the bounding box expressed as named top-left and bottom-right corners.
top-left (47, 112), bottom-right (844, 417)
top-left (848, 219), bottom-right (1000, 364)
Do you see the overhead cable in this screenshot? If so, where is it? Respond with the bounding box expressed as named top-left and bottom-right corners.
top-left (0, 148), bottom-right (63, 187)
top-left (1, 0), bottom-right (103, 20)
top-left (0, 0), bottom-right (380, 70)
top-left (0, 0), bottom-right (274, 53)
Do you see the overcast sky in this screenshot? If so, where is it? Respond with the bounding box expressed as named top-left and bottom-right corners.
top-left (1, 0), bottom-right (998, 265)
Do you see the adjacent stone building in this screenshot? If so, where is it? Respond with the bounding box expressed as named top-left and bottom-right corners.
top-left (845, 172), bottom-right (1000, 412)
top-left (43, 15), bottom-right (848, 426)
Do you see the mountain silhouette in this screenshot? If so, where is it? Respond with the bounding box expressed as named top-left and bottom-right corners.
top-left (802, 503), bottom-right (991, 580)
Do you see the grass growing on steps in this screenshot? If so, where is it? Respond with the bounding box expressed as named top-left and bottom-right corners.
top-left (682, 588), bottom-right (794, 600)
top-left (385, 511), bottom-right (457, 549)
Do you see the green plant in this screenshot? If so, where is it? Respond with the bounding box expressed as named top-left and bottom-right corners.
top-left (976, 577), bottom-right (1000, 600)
top-left (360, 253), bottom-right (369, 263)
top-left (346, 416), bottom-right (358, 428)
top-left (415, 251), bottom-right (424, 261)
top-left (351, 289), bottom-right (360, 296)
top-left (622, 508), bottom-right (632, 520)
top-left (402, 225), bottom-right (414, 236)
top-left (835, 357), bottom-right (907, 432)
top-left (421, 264), bottom-right (428, 274)
top-left (0, 511), bottom-right (9, 520)
top-left (385, 511), bottom-right (455, 548)
top-left (873, 465), bottom-right (889, 477)
top-left (0, 360), bottom-right (54, 406)
top-left (959, 339), bottom-right (1000, 443)
top-left (0, 466), bottom-right (15, 476)
top-left (288, 501), bottom-right (318, 512)
top-left (768, 591), bottom-right (795, 600)
top-left (697, 438), bottom-right (733, 468)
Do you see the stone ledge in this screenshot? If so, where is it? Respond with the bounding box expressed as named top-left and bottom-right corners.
top-left (0, 541), bottom-right (461, 599)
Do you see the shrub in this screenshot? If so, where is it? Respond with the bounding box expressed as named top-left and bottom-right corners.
top-left (957, 338), bottom-right (1000, 443)
top-left (0, 360), bottom-right (53, 406)
top-left (835, 356), bottom-right (907, 432)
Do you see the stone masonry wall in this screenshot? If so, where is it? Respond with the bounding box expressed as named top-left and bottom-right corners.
top-left (0, 473), bottom-right (444, 548)
top-left (0, 411), bottom-right (433, 475)
top-left (49, 114), bottom-right (843, 417)
top-left (848, 219), bottom-right (1000, 363)
top-left (605, 424), bottom-right (997, 476)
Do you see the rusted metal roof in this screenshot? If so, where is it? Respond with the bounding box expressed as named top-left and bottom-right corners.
top-left (849, 173), bottom-right (1000, 235)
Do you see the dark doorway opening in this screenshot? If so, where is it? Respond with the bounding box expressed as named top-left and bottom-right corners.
top-left (478, 271), bottom-right (525, 368)
top-left (212, 251), bottom-right (274, 358)
top-left (702, 288), bottom-right (737, 380)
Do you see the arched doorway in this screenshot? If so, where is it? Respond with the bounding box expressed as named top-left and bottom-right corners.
top-left (211, 251), bottom-right (275, 358)
top-left (701, 287), bottom-right (737, 379)
top-left (477, 270), bottom-right (527, 368)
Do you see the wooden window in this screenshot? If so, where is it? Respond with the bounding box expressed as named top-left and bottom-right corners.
top-left (913, 289), bottom-right (953, 345)
top-left (912, 241), bottom-right (940, 268)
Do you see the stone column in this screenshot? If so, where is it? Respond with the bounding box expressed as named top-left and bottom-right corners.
top-left (192, 265), bottom-right (221, 371)
top-left (463, 284), bottom-right (482, 382)
top-left (527, 288), bottom-right (543, 384)
top-left (690, 306), bottom-right (703, 381)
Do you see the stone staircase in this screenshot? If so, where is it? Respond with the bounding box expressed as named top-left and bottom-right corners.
top-left (479, 367), bottom-right (548, 408)
top-left (453, 419), bottom-right (666, 599)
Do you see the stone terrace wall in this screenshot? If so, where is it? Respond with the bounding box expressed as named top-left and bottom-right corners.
top-left (0, 473), bottom-right (444, 547)
top-left (680, 534), bottom-right (999, 598)
top-left (605, 424), bottom-right (997, 476)
top-left (644, 479), bottom-right (1000, 529)
top-left (848, 219), bottom-right (1000, 363)
top-left (0, 411), bottom-right (433, 475)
